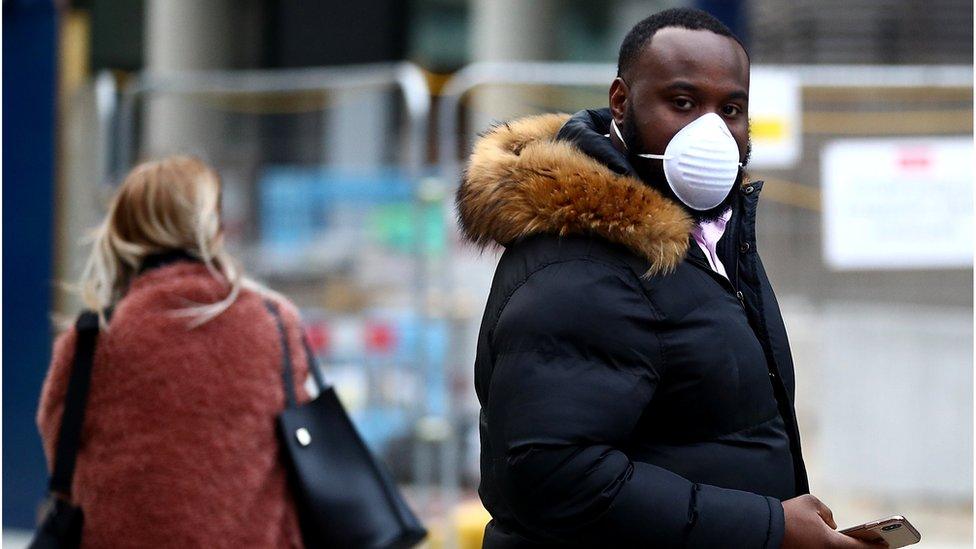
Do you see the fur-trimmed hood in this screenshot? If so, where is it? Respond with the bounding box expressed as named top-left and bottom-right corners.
top-left (456, 111), bottom-right (713, 274)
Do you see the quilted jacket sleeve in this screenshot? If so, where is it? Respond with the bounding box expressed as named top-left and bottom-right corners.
top-left (486, 258), bottom-right (784, 548)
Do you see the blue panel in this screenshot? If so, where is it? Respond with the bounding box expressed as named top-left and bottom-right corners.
top-left (2, 0), bottom-right (58, 529)
top-left (259, 166), bottom-right (413, 250)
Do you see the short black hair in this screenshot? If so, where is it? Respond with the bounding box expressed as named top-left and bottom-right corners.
top-left (617, 7), bottom-right (747, 79)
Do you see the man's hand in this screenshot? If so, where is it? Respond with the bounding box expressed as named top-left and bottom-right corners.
top-left (782, 495), bottom-right (888, 548)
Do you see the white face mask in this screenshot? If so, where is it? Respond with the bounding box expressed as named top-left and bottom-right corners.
top-left (611, 113), bottom-right (742, 211)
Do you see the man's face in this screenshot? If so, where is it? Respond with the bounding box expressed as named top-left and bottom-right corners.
top-left (610, 27), bottom-right (751, 220)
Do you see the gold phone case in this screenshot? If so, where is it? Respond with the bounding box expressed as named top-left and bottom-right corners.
top-left (840, 515), bottom-right (921, 548)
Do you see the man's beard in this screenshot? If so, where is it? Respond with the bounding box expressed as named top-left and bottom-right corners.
top-left (621, 103), bottom-right (751, 223)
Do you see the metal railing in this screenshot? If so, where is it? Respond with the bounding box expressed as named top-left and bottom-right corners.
top-left (111, 62), bottom-right (430, 182)
top-left (101, 62), bottom-right (459, 528)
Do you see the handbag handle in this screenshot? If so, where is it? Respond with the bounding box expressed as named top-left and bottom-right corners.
top-left (300, 333), bottom-right (330, 393)
top-left (49, 311), bottom-right (101, 497)
top-left (264, 300), bottom-right (329, 409)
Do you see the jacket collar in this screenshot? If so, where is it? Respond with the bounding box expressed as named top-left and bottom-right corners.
top-left (554, 108), bottom-right (635, 176)
top-left (456, 108), bottom-right (754, 274)
top-left (138, 249), bottom-right (201, 274)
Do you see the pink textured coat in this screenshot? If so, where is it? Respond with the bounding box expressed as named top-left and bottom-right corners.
top-left (38, 262), bottom-right (310, 548)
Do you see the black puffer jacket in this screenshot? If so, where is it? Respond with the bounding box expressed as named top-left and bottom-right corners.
top-left (456, 109), bottom-right (809, 548)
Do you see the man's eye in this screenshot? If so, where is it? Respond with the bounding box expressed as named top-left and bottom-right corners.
top-left (673, 98), bottom-right (694, 110)
top-left (723, 105), bottom-right (742, 116)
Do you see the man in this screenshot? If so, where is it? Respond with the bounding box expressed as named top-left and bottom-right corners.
top-left (456, 7), bottom-right (885, 549)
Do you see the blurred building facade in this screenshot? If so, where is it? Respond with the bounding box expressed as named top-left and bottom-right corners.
top-left (750, 0), bottom-right (973, 64)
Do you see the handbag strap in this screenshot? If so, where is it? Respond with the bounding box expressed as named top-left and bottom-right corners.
top-left (264, 300), bottom-right (328, 410)
top-left (300, 333), bottom-right (329, 392)
top-left (49, 310), bottom-right (101, 496)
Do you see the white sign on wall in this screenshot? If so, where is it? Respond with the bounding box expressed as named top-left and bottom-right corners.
top-left (747, 68), bottom-right (802, 169)
top-left (821, 137), bottom-right (973, 270)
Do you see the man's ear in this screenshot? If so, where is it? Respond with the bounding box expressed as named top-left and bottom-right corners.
top-left (609, 77), bottom-right (629, 125)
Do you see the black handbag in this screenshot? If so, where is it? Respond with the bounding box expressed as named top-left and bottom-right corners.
top-left (29, 311), bottom-right (101, 549)
top-left (265, 301), bottom-right (428, 549)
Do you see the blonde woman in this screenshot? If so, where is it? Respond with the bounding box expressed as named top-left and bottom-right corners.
top-left (37, 156), bottom-right (310, 548)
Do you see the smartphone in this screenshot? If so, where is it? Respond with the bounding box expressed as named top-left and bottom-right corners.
top-left (840, 515), bottom-right (920, 548)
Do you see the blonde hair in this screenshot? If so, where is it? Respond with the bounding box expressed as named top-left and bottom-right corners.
top-left (80, 155), bottom-right (244, 328)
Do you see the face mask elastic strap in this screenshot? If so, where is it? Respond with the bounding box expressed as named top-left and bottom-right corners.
top-left (610, 119), bottom-right (629, 151)
top-left (612, 119), bottom-right (670, 159)
top-left (638, 153), bottom-right (744, 168)
top-left (614, 118), bottom-right (744, 166)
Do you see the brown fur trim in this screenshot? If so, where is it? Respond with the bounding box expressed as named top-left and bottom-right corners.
top-left (457, 113), bottom-right (695, 274)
